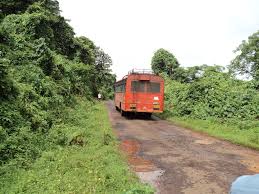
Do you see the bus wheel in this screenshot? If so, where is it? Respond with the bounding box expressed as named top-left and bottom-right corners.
top-left (121, 109), bottom-right (126, 116)
top-left (146, 113), bottom-right (152, 119)
top-left (115, 106), bottom-right (119, 111)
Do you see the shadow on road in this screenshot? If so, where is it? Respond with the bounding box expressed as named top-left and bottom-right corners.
top-left (115, 110), bottom-right (160, 121)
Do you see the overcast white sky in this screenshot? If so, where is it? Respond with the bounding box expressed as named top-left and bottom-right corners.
top-left (58, 0), bottom-right (259, 80)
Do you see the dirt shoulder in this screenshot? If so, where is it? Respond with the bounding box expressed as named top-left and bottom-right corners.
top-left (106, 100), bottom-right (259, 194)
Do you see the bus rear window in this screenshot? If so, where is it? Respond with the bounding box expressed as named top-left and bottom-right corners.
top-left (131, 81), bottom-right (160, 93)
top-left (131, 81), bottom-right (145, 92)
top-left (147, 82), bottom-right (160, 93)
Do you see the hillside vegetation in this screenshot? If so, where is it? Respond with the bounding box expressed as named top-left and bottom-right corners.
top-left (152, 34), bottom-right (259, 149)
top-left (0, 1), bottom-right (152, 193)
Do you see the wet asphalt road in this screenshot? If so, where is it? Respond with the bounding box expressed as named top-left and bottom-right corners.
top-left (106, 101), bottom-right (259, 194)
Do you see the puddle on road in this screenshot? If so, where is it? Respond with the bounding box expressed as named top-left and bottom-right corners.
top-left (120, 139), bottom-right (156, 172)
top-left (120, 140), bottom-right (140, 155)
top-left (129, 157), bottom-right (155, 172)
top-left (136, 170), bottom-right (164, 187)
top-left (120, 139), bottom-right (164, 192)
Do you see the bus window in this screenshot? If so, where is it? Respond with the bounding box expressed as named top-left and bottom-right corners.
top-left (147, 82), bottom-right (160, 93)
top-left (115, 85), bottom-right (119, 92)
top-left (121, 84), bottom-right (125, 92)
top-left (131, 81), bottom-right (160, 93)
top-left (131, 81), bottom-right (145, 92)
top-left (115, 83), bottom-right (126, 93)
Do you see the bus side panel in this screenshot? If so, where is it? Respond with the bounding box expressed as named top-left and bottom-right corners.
top-left (125, 77), bottom-right (133, 112)
top-left (114, 92), bottom-right (125, 110)
top-left (114, 79), bottom-right (127, 111)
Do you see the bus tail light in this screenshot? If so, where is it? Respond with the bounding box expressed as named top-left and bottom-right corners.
top-left (130, 104), bottom-right (136, 110)
top-left (153, 102), bottom-right (160, 110)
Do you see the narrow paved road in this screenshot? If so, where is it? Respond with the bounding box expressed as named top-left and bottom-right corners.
top-left (106, 101), bottom-right (259, 194)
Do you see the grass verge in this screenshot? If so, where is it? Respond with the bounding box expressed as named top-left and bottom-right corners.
top-left (161, 116), bottom-right (259, 150)
top-left (0, 98), bottom-right (153, 194)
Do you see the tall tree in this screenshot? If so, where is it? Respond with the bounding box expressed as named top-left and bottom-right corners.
top-left (151, 48), bottom-right (180, 76)
top-left (229, 30), bottom-right (259, 80)
top-left (94, 47), bottom-right (116, 98)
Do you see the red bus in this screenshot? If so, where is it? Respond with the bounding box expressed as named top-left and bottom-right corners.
top-left (114, 69), bottom-right (164, 117)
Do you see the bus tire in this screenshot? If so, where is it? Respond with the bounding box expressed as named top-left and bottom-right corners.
top-left (146, 113), bottom-right (152, 119)
top-left (121, 108), bottom-right (126, 116)
top-left (115, 106), bottom-right (119, 111)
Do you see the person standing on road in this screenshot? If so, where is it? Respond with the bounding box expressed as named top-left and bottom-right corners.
top-left (98, 93), bottom-right (102, 101)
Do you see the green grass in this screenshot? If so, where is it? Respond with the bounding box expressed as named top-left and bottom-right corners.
top-left (0, 99), bottom-right (153, 194)
top-left (164, 116), bottom-right (259, 150)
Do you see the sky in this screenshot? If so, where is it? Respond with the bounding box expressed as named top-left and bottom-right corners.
top-left (58, 0), bottom-right (259, 80)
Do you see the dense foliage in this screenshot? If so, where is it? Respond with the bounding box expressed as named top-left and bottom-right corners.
top-left (151, 37), bottom-right (259, 132)
top-left (163, 67), bottom-right (259, 126)
top-left (0, 99), bottom-right (153, 193)
top-left (0, 0), bottom-right (115, 171)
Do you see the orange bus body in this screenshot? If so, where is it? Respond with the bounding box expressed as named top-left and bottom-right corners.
top-left (114, 71), bottom-right (164, 115)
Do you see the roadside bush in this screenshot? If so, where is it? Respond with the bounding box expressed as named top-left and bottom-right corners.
top-left (163, 66), bottom-right (259, 128)
top-left (0, 100), bottom-right (153, 194)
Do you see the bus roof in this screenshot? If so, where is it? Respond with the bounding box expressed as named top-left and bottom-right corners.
top-left (115, 69), bottom-right (162, 84)
top-left (128, 69), bottom-right (155, 75)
